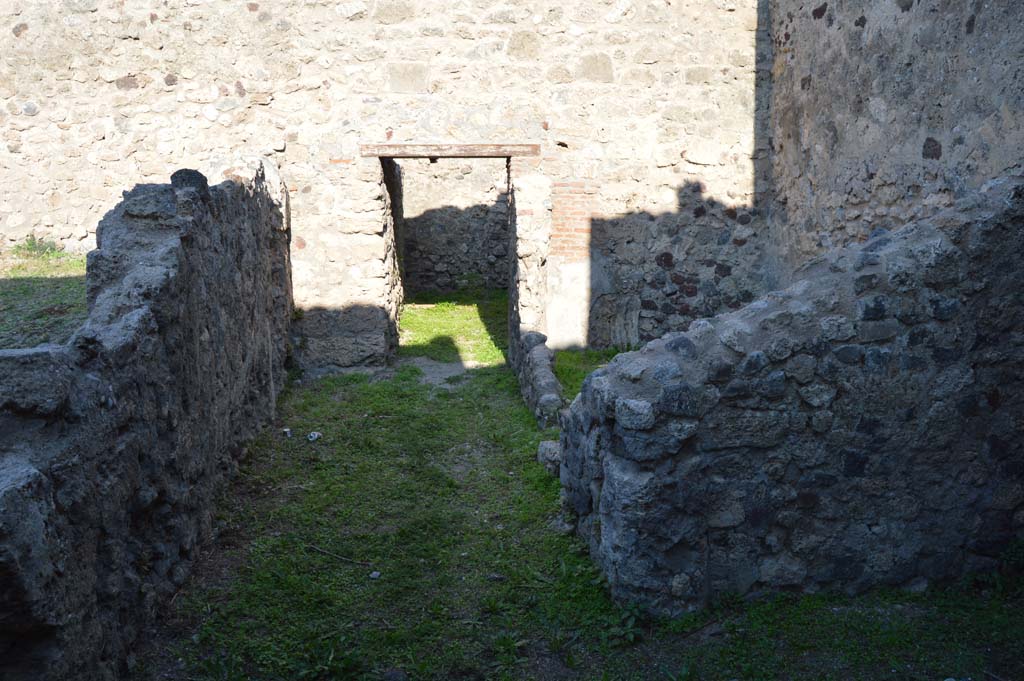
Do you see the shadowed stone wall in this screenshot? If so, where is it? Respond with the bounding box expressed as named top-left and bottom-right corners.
top-left (0, 159), bottom-right (292, 680)
top-left (292, 158), bottom-right (403, 370)
top-left (766, 0), bottom-right (1024, 273)
top-left (560, 179), bottom-right (1024, 614)
top-left (398, 158), bottom-right (510, 292)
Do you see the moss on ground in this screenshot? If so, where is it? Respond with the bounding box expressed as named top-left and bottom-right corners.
top-left (0, 238), bottom-right (87, 348)
top-left (156, 294), bottom-right (1023, 681)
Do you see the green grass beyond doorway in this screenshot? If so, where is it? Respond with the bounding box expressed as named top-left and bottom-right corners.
top-left (398, 288), bottom-right (508, 365)
top-left (150, 294), bottom-right (1024, 681)
top-left (553, 348), bottom-right (620, 399)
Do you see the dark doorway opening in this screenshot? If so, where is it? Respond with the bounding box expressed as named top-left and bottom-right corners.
top-left (368, 145), bottom-right (539, 367)
top-left (395, 158), bottom-right (511, 293)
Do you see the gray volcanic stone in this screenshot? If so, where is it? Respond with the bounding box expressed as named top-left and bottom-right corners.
top-left (537, 440), bottom-right (562, 477)
top-left (0, 159), bottom-right (292, 681)
top-left (615, 398), bottom-right (656, 430)
top-left (122, 186), bottom-right (177, 220)
top-left (559, 183), bottom-right (1024, 615)
top-left (170, 168), bottom-right (213, 204)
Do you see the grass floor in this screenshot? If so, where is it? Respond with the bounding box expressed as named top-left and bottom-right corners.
top-left (553, 348), bottom-right (620, 399)
top-left (151, 290), bottom-right (1023, 681)
top-left (398, 288), bottom-right (508, 366)
top-left (0, 238), bottom-right (87, 348)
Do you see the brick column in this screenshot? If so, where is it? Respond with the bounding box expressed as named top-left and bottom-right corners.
top-left (545, 180), bottom-right (598, 348)
top-left (550, 180), bottom-right (597, 262)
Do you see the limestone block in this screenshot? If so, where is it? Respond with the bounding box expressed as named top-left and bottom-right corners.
top-left (387, 62), bottom-right (429, 93)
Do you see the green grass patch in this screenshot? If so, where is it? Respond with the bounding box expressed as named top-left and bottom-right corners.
top-left (554, 347), bottom-right (622, 398)
top-left (160, 297), bottom-right (1023, 681)
top-left (0, 241), bottom-right (87, 348)
top-left (177, 365), bottom-right (630, 679)
top-left (398, 287), bottom-right (508, 365)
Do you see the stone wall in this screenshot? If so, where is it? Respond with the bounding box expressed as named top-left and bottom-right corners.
top-left (0, 0), bottom-right (765, 354)
top-left (588, 185), bottom-right (771, 348)
top-left (559, 178), bottom-right (1024, 614)
top-left (766, 0), bottom-right (1024, 273)
top-left (0, 159), bottom-right (292, 680)
top-left (507, 160), bottom-right (564, 426)
top-left (398, 158), bottom-right (510, 292)
top-left (292, 158), bottom-right (402, 370)
top-left (511, 330), bottom-right (564, 429)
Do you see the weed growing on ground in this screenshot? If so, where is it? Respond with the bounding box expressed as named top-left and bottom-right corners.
top-left (11, 234), bottom-right (64, 258)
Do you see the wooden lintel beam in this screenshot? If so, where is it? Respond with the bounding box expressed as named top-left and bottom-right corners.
top-left (359, 143), bottom-right (541, 158)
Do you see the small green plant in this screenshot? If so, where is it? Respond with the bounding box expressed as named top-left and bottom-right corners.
top-left (491, 630), bottom-right (528, 668)
top-left (12, 234), bottom-right (64, 258)
top-left (195, 651), bottom-right (249, 681)
top-left (601, 604), bottom-right (644, 648)
top-left (663, 663), bottom-right (697, 681)
top-left (294, 637), bottom-right (363, 680)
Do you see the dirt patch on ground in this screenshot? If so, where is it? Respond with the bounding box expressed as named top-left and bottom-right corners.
top-left (398, 356), bottom-right (494, 387)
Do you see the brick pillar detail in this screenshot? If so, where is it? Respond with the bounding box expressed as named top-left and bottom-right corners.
top-left (550, 180), bottom-right (597, 261)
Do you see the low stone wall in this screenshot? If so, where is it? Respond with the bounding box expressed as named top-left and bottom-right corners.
top-left (560, 178), bottom-right (1024, 614)
top-left (511, 330), bottom-right (564, 429)
top-left (0, 159), bottom-right (292, 680)
top-left (507, 164), bottom-right (566, 427)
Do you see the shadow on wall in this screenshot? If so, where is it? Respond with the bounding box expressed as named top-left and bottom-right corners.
top-left (585, 0), bottom-right (775, 349)
top-left (295, 304), bottom-right (400, 371)
top-left (399, 196), bottom-right (511, 293)
top-left (588, 182), bottom-right (772, 348)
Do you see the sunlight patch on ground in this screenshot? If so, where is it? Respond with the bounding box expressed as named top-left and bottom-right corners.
top-left (397, 288), bottom-right (508, 366)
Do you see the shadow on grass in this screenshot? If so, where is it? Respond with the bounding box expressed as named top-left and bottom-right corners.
top-left (0, 273), bottom-right (87, 348)
top-left (398, 287), bottom-right (509, 366)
